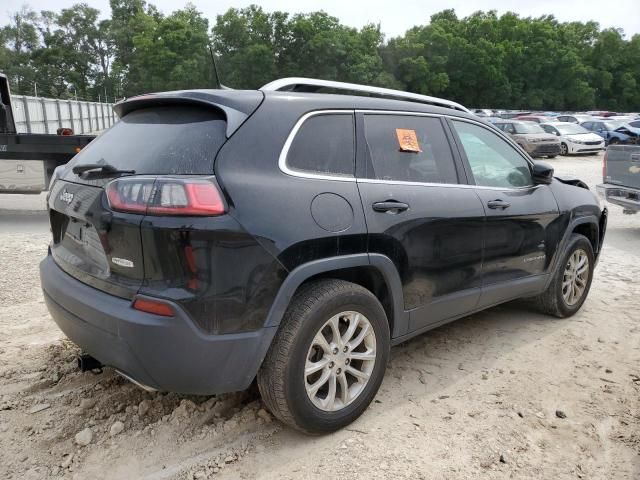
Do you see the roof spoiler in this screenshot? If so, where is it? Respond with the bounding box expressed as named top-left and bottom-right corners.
top-left (113, 90), bottom-right (263, 138)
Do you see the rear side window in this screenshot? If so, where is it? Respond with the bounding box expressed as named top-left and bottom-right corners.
top-left (69, 105), bottom-right (226, 175)
top-left (286, 114), bottom-right (355, 176)
top-left (363, 115), bottom-right (458, 184)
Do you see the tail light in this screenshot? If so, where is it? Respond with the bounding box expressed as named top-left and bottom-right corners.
top-left (602, 150), bottom-right (607, 181)
top-left (106, 177), bottom-right (226, 216)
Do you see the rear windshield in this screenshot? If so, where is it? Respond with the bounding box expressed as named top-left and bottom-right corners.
top-left (69, 105), bottom-right (226, 175)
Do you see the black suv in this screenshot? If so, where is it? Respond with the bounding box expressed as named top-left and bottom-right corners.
top-left (40, 78), bottom-right (607, 434)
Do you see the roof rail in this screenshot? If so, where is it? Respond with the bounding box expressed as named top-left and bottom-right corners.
top-left (260, 77), bottom-right (469, 113)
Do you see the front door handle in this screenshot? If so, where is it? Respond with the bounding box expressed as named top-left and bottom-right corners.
top-left (487, 199), bottom-right (511, 210)
top-left (372, 201), bottom-right (410, 214)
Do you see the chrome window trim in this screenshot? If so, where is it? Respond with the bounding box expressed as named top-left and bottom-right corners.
top-left (278, 109), bottom-right (538, 192)
top-left (355, 177), bottom-right (536, 192)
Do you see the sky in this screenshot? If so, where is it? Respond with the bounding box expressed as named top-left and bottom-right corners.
top-left (1, 0), bottom-right (639, 39)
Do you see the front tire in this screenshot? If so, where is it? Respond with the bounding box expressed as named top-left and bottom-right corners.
top-left (258, 279), bottom-right (390, 434)
top-left (534, 234), bottom-right (594, 318)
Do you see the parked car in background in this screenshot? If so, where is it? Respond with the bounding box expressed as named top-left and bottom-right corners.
top-left (500, 111), bottom-right (531, 119)
top-left (483, 116), bottom-right (503, 124)
top-left (473, 108), bottom-right (494, 117)
top-left (556, 114), bottom-right (594, 124)
top-left (581, 120), bottom-right (640, 145)
top-left (597, 145), bottom-right (640, 214)
top-left (605, 116), bottom-right (635, 123)
top-left (514, 115), bottom-right (553, 124)
top-left (494, 120), bottom-right (561, 158)
top-left (540, 122), bottom-right (605, 155)
top-left (588, 111), bottom-right (618, 118)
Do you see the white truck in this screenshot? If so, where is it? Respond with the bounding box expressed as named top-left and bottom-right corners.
top-left (0, 73), bottom-right (96, 193)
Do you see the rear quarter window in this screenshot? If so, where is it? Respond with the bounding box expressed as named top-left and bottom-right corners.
top-left (285, 113), bottom-right (355, 176)
top-left (68, 105), bottom-right (227, 175)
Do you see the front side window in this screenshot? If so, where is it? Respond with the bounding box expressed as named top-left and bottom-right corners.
top-left (452, 120), bottom-right (533, 188)
top-left (286, 114), bottom-right (355, 176)
top-left (363, 115), bottom-right (458, 184)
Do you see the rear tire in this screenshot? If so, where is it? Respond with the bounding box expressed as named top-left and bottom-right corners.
top-left (258, 279), bottom-right (390, 434)
top-left (534, 234), bottom-right (594, 318)
top-left (560, 143), bottom-right (568, 156)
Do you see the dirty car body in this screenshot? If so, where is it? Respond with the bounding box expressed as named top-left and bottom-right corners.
top-left (40, 80), bottom-right (607, 432)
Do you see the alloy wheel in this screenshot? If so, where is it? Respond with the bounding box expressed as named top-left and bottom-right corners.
top-left (560, 143), bottom-right (568, 155)
top-left (562, 249), bottom-right (589, 306)
top-left (304, 311), bottom-right (376, 412)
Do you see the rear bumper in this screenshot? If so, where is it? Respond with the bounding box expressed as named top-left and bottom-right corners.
top-left (40, 255), bottom-right (277, 395)
top-left (596, 183), bottom-right (640, 213)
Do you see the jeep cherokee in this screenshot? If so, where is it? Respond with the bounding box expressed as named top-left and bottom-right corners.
top-left (40, 78), bottom-right (607, 434)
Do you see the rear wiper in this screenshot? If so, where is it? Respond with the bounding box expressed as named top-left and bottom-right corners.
top-left (72, 164), bottom-right (136, 178)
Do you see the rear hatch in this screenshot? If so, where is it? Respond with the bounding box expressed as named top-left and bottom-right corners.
top-left (48, 103), bottom-right (232, 298)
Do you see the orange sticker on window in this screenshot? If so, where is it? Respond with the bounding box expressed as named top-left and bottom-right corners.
top-left (396, 128), bottom-right (422, 152)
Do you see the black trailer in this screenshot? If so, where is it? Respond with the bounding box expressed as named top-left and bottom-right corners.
top-left (0, 74), bottom-right (96, 193)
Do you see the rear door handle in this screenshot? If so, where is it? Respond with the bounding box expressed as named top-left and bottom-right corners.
top-left (372, 201), bottom-right (409, 213)
top-left (487, 199), bottom-right (511, 210)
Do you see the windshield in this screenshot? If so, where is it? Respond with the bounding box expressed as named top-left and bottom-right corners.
top-left (556, 124), bottom-right (589, 135)
top-left (514, 123), bottom-right (545, 134)
top-left (604, 121), bottom-right (625, 130)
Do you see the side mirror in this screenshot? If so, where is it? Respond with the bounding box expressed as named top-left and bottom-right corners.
top-left (532, 161), bottom-right (554, 185)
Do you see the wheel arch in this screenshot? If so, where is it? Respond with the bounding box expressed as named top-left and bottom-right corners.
top-left (545, 215), bottom-right (600, 290)
top-left (571, 220), bottom-right (599, 255)
top-left (263, 253), bottom-right (407, 339)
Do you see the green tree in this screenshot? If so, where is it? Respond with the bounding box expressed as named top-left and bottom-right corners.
top-left (0, 6), bottom-right (40, 95)
top-left (129, 3), bottom-right (211, 94)
top-left (1, 3), bottom-right (640, 111)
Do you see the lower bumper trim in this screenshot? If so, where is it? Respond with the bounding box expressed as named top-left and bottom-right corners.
top-left (40, 255), bottom-right (277, 395)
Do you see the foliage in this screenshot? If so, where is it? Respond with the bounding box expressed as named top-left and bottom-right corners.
top-left (0, 3), bottom-right (639, 110)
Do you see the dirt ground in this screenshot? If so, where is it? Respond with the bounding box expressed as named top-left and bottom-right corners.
top-left (0, 152), bottom-right (638, 480)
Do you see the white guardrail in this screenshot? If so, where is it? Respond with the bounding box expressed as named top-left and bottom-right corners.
top-left (11, 95), bottom-right (117, 135)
